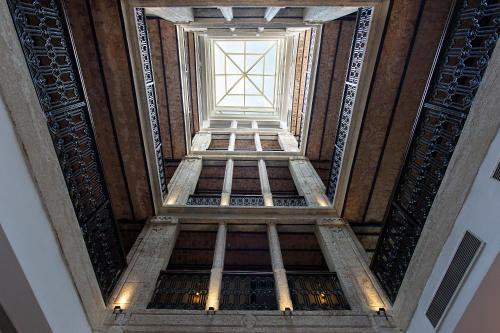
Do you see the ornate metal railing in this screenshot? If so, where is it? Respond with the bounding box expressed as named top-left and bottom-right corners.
top-left (272, 195), bottom-right (308, 207)
top-left (372, 0), bottom-right (500, 302)
top-left (287, 272), bottom-right (350, 310)
top-left (230, 195), bottom-right (264, 206)
top-left (6, 0), bottom-right (125, 300)
top-left (220, 272), bottom-right (278, 310)
top-left (187, 194), bottom-right (221, 206)
top-left (148, 271), bottom-right (210, 310)
top-left (326, 8), bottom-right (373, 202)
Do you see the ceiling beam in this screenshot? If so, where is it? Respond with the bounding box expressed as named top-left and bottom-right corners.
top-left (218, 7), bottom-right (233, 21)
top-left (264, 7), bottom-right (283, 22)
top-left (303, 6), bottom-right (358, 22)
top-left (145, 7), bottom-right (194, 22)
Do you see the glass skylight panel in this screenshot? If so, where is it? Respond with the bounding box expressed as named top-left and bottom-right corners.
top-left (212, 39), bottom-right (278, 110)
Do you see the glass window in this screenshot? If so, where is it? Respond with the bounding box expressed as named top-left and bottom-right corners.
top-left (212, 39), bottom-right (279, 111)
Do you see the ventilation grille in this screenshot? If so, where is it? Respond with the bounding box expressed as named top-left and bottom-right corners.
top-left (492, 160), bottom-right (500, 181)
top-left (426, 231), bottom-right (482, 328)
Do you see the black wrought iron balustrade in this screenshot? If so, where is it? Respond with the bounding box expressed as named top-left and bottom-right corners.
top-left (186, 194), bottom-right (221, 206)
top-left (287, 272), bottom-right (350, 310)
top-left (272, 195), bottom-right (308, 207)
top-left (219, 272), bottom-right (278, 310)
top-left (148, 271), bottom-right (210, 310)
top-left (229, 195), bottom-right (264, 206)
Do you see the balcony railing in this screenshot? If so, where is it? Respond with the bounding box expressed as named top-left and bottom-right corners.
top-left (287, 272), bottom-right (350, 310)
top-left (219, 272), bottom-right (278, 310)
top-left (147, 271), bottom-right (210, 310)
top-left (186, 194), bottom-right (221, 206)
top-left (229, 195), bottom-right (264, 206)
top-left (272, 195), bottom-right (307, 207)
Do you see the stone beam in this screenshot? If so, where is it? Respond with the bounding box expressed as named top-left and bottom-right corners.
top-left (191, 133), bottom-right (211, 152)
top-left (218, 7), bottom-right (233, 22)
top-left (315, 218), bottom-right (391, 312)
top-left (165, 157), bottom-right (202, 205)
top-left (145, 7), bottom-right (194, 22)
top-left (258, 159), bottom-right (273, 206)
top-left (303, 6), bottom-right (358, 22)
top-left (221, 159), bottom-right (234, 206)
top-left (289, 157), bottom-right (329, 207)
top-left (267, 223), bottom-right (293, 311)
top-left (278, 132), bottom-right (299, 152)
top-left (205, 222), bottom-right (227, 310)
top-left (264, 7), bottom-right (283, 22)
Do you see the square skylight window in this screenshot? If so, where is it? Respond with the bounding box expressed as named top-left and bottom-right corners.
top-left (206, 37), bottom-right (286, 119)
top-left (214, 40), bottom-right (277, 109)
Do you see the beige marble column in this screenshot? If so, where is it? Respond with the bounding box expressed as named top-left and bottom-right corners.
top-left (278, 132), bottom-right (299, 152)
top-left (191, 133), bottom-right (211, 151)
top-left (111, 217), bottom-right (179, 311)
top-left (220, 159), bottom-right (233, 206)
top-left (165, 156), bottom-right (202, 205)
top-left (267, 223), bottom-right (293, 311)
top-left (206, 222), bottom-right (227, 310)
top-left (315, 218), bottom-right (391, 312)
top-left (289, 157), bottom-right (329, 207)
top-left (258, 159), bottom-right (273, 206)
top-left (228, 133), bottom-right (236, 151)
top-left (254, 132), bottom-right (262, 151)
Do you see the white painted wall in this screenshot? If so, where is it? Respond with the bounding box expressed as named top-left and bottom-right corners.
top-left (407, 129), bottom-right (500, 333)
top-left (0, 95), bottom-right (91, 333)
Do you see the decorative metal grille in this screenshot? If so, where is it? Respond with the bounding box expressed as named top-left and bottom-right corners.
top-left (219, 272), bottom-right (278, 310)
top-left (6, 0), bottom-right (126, 300)
top-left (186, 194), bottom-right (222, 206)
top-left (372, 0), bottom-right (500, 302)
top-left (326, 8), bottom-right (373, 202)
top-left (298, 27), bottom-right (318, 146)
top-left (272, 195), bottom-right (308, 207)
top-left (230, 195), bottom-right (265, 206)
top-left (287, 272), bottom-right (350, 310)
top-left (135, 8), bottom-right (167, 199)
top-left (148, 271), bottom-right (210, 310)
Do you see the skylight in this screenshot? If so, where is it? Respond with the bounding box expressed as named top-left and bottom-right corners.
top-left (213, 40), bottom-right (278, 110)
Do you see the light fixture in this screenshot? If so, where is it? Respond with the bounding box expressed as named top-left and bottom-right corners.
top-left (258, 27), bottom-right (264, 32)
top-left (377, 307), bottom-right (388, 319)
top-left (282, 307), bottom-right (293, 317)
top-left (113, 305), bottom-right (123, 319)
top-left (207, 306), bottom-right (216, 315)
top-left (229, 27), bottom-right (236, 32)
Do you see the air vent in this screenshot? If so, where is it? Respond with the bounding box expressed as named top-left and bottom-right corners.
top-left (492, 159), bottom-right (500, 181)
top-left (425, 231), bottom-right (483, 329)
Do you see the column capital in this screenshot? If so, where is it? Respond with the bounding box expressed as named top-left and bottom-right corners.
top-left (316, 217), bottom-right (346, 227)
top-left (150, 216), bottom-right (178, 224)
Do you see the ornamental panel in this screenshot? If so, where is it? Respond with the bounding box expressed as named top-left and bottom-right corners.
top-left (326, 8), bottom-right (373, 202)
top-left (7, 0), bottom-right (125, 300)
top-left (372, 0), bottom-right (500, 302)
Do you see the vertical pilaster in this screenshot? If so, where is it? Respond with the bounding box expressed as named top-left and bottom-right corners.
top-left (315, 218), bottom-right (391, 312)
top-left (230, 120), bottom-right (238, 129)
top-left (267, 223), bottom-right (293, 311)
top-left (258, 159), bottom-right (273, 206)
top-left (251, 121), bottom-right (258, 129)
top-left (206, 222), bottom-right (227, 310)
top-left (165, 157), bottom-right (202, 205)
top-left (111, 217), bottom-right (179, 310)
top-left (191, 133), bottom-right (211, 151)
top-left (228, 133), bottom-right (236, 151)
top-left (254, 133), bottom-right (262, 151)
top-left (221, 159), bottom-right (234, 206)
top-left (289, 157), bottom-right (329, 207)
top-left (278, 132), bottom-right (299, 152)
